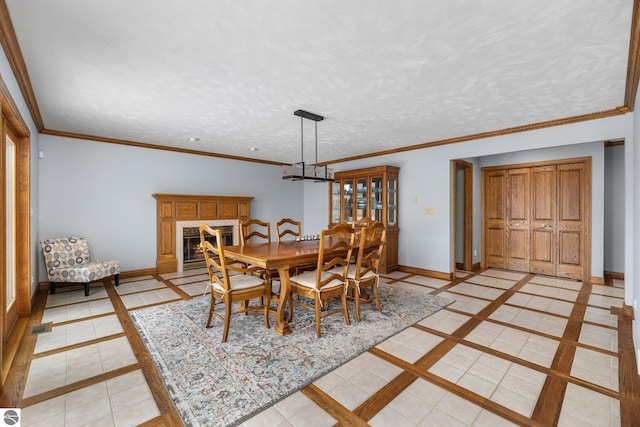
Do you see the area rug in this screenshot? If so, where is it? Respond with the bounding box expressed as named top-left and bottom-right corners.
top-left (130, 283), bottom-right (453, 426)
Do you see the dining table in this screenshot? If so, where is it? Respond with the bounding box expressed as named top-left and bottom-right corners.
top-left (222, 238), bottom-right (345, 336)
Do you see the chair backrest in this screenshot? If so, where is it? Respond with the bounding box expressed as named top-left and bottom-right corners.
top-left (199, 224), bottom-right (231, 291)
top-left (239, 218), bottom-right (271, 244)
top-left (276, 218), bottom-right (301, 242)
top-left (313, 223), bottom-right (355, 289)
top-left (357, 222), bottom-right (386, 279)
top-left (353, 217), bottom-right (376, 229)
top-left (40, 237), bottom-right (91, 268)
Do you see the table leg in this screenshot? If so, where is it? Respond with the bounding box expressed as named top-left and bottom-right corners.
top-left (275, 265), bottom-right (292, 335)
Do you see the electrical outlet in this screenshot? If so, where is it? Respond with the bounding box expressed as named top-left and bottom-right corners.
top-left (423, 207), bottom-right (435, 215)
top-left (473, 249), bottom-right (477, 257)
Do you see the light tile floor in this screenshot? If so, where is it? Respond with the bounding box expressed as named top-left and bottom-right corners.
top-left (12, 268), bottom-right (631, 426)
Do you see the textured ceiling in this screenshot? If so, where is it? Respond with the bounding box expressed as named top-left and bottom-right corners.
top-left (5, 0), bottom-right (633, 164)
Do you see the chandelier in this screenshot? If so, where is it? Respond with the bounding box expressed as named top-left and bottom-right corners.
top-left (282, 109), bottom-right (334, 182)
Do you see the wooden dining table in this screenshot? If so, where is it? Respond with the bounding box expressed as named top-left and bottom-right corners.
top-left (222, 238), bottom-right (344, 336)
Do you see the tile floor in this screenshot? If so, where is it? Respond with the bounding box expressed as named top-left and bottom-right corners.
top-left (7, 268), bottom-right (631, 426)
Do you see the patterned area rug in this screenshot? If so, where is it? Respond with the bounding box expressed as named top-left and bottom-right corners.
top-left (130, 283), bottom-right (453, 426)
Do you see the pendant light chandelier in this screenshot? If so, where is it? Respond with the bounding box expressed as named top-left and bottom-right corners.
top-left (282, 109), bottom-right (334, 182)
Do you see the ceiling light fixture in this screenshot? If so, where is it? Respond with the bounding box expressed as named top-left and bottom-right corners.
top-left (282, 109), bottom-right (334, 182)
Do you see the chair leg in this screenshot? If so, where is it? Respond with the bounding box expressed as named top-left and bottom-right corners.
top-left (353, 284), bottom-right (361, 322)
top-left (315, 297), bottom-right (322, 338)
top-left (49, 282), bottom-right (56, 294)
top-left (205, 292), bottom-right (216, 328)
top-left (372, 281), bottom-right (381, 312)
top-left (222, 296), bottom-right (232, 343)
top-left (83, 283), bottom-right (90, 296)
top-left (114, 273), bottom-right (120, 287)
top-left (342, 291), bottom-right (351, 326)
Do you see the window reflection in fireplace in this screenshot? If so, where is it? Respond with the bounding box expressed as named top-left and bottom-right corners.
top-left (183, 225), bottom-right (234, 270)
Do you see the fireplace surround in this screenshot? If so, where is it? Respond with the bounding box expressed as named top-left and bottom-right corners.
top-left (153, 194), bottom-right (253, 274)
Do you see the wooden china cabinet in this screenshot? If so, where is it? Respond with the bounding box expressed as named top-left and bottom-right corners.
top-left (328, 165), bottom-right (399, 273)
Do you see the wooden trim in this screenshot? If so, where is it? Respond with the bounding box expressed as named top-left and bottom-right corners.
top-left (0, 1), bottom-right (44, 130)
top-left (590, 276), bottom-right (605, 285)
top-left (604, 139), bottom-right (625, 147)
top-left (624, 0), bottom-right (640, 111)
top-left (605, 271), bottom-right (625, 280)
top-left (397, 265), bottom-right (454, 281)
top-left (319, 108), bottom-right (627, 166)
top-left (42, 129), bottom-right (285, 166)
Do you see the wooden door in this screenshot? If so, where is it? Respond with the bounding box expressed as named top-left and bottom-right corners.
top-left (530, 166), bottom-right (557, 276)
top-left (482, 158), bottom-right (589, 280)
top-left (506, 168), bottom-right (530, 272)
top-left (556, 162), bottom-right (587, 279)
top-left (484, 170), bottom-right (507, 268)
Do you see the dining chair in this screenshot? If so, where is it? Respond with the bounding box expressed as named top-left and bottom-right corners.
top-left (239, 218), bottom-right (271, 244)
top-left (200, 224), bottom-right (271, 342)
top-left (346, 222), bottom-right (386, 321)
top-left (276, 218), bottom-right (302, 242)
top-left (288, 223), bottom-right (355, 337)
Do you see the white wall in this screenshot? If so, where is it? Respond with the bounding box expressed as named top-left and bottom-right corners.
top-left (37, 135), bottom-right (302, 280)
top-left (604, 144), bottom-right (625, 273)
top-left (305, 115), bottom-right (627, 276)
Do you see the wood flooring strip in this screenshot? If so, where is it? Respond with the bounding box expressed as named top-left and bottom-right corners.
top-left (20, 363), bottom-right (140, 407)
top-left (104, 282), bottom-right (183, 425)
top-left (0, 287), bottom-right (48, 407)
top-left (31, 332), bottom-right (126, 359)
top-left (300, 383), bottom-right (369, 427)
top-left (158, 274), bottom-right (196, 300)
top-left (617, 305), bottom-right (640, 426)
top-left (530, 281), bottom-right (592, 425)
top-left (369, 347), bottom-right (544, 427)
top-left (352, 370), bottom-right (418, 421)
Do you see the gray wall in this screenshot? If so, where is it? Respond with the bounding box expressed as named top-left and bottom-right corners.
top-left (37, 135), bottom-right (302, 280)
top-left (604, 144), bottom-right (625, 273)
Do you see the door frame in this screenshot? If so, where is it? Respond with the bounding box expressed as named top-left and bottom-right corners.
top-left (481, 156), bottom-right (591, 281)
top-left (452, 160), bottom-right (473, 272)
top-left (0, 78), bottom-right (31, 391)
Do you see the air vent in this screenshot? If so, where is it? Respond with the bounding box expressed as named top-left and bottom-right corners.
top-left (29, 322), bottom-right (52, 335)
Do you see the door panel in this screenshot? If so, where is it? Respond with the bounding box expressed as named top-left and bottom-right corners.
top-left (530, 166), bottom-right (556, 275)
top-left (556, 163), bottom-right (586, 279)
top-left (484, 170), bottom-right (507, 268)
top-left (507, 168), bottom-right (530, 272)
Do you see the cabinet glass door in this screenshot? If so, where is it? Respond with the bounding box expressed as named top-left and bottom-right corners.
top-left (330, 181), bottom-right (341, 224)
top-left (356, 178), bottom-right (367, 220)
top-left (343, 179), bottom-right (354, 222)
top-left (371, 176), bottom-right (383, 221)
top-left (387, 175), bottom-right (397, 226)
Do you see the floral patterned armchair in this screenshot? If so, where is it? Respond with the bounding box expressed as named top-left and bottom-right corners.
top-left (40, 237), bottom-right (120, 296)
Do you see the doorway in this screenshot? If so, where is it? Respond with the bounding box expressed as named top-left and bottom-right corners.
top-left (453, 160), bottom-right (473, 272)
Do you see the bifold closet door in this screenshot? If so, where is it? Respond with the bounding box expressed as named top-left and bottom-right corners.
top-left (530, 165), bottom-right (556, 276)
top-left (483, 160), bottom-right (588, 280)
top-left (556, 162), bottom-right (587, 280)
top-left (506, 168), bottom-right (530, 272)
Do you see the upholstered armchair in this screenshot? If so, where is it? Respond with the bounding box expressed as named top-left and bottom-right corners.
top-left (40, 237), bottom-right (120, 296)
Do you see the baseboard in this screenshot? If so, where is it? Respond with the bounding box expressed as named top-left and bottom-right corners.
top-left (590, 276), bottom-right (605, 285)
top-left (604, 271), bottom-right (624, 281)
top-left (397, 265), bottom-right (454, 281)
top-left (471, 262), bottom-right (481, 272)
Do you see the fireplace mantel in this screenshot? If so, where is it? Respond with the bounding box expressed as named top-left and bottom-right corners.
top-left (152, 194), bottom-right (253, 274)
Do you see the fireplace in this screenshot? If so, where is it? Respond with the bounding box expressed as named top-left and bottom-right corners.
top-left (182, 225), bottom-right (234, 270)
top-left (176, 220), bottom-right (239, 272)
